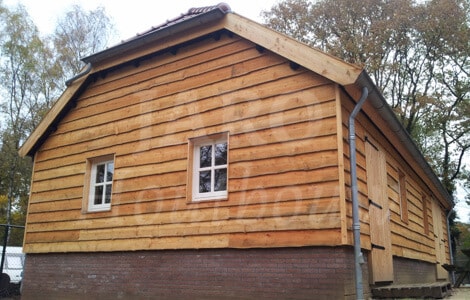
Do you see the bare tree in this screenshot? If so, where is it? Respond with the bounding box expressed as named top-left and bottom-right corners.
top-left (52, 5), bottom-right (116, 84)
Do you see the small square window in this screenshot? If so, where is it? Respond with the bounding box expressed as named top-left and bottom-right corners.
top-left (86, 155), bottom-right (114, 212)
top-left (190, 133), bottom-right (228, 201)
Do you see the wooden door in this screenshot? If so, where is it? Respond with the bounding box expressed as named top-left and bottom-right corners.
top-left (366, 139), bottom-right (394, 283)
top-left (432, 200), bottom-right (448, 279)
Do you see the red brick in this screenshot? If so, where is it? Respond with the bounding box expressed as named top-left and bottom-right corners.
top-left (22, 246), bottom-right (368, 299)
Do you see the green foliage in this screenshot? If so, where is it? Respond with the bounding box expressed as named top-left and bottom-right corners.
top-left (457, 223), bottom-right (470, 250)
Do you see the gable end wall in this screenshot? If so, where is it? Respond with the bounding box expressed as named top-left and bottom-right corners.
top-left (24, 32), bottom-right (344, 253)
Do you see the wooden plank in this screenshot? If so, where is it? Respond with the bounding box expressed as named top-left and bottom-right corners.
top-left (231, 135), bottom-right (336, 162)
top-left (29, 187), bottom-right (83, 203)
top-left (336, 87), bottom-right (349, 244)
top-left (115, 159), bottom-right (187, 180)
top-left (116, 144), bottom-right (186, 169)
top-left (230, 151), bottom-right (338, 178)
top-left (422, 194), bottom-right (430, 235)
top-left (25, 230), bottom-right (80, 243)
top-left (229, 198), bottom-right (340, 219)
top-left (32, 174), bottom-right (84, 193)
top-left (231, 118), bottom-right (336, 149)
top-left (113, 171), bottom-right (186, 194)
top-left (398, 169), bottom-right (409, 223)
top-left (112, 185), bottom-right (186, 205)
top-left (230, 167), bottom-right (339, 191)
top-left (228, 182), bottom-right (341, 206)
top-left (112, 183), bottom-right (339, 217)
top-left (366, 138), bottom-right (394, 283)
top-left (432, 199), bottom-right (448, 279)
top-left (33, 162), bottom-right (85, 181)
top-left (228, 229), bottom-right (342, 248)
top-left (26, 206), bottom-right (230, 233)
top-left (28, 199), bottom-right (82, 213)
top-left (401, 247), bottom-right (435, 263)
top-left (24, 234), bottom-right (230, 253)
top-left (72, 214), bottom-right (341, 242)
top-left (223, 13), bottom-right (362, 85)
top-left (391, 226), bottom-right (434, 251)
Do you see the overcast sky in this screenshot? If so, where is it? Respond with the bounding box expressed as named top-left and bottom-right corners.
top-left (4, 0), bottom-right (279, 42)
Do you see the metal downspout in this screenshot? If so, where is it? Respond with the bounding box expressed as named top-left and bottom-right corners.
top-left (446, 209), bottom-right (455, 285)
top-left (349, 86), bottom-right (369, 300)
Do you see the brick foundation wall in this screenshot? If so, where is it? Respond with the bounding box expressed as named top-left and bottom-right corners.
top-left (393, 256), bottom-right (437, 284)
top-left (21, 246), bottom-right (368, 300)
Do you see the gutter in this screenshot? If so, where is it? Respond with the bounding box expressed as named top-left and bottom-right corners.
top-left (349, 86), bottom-right (369, 300)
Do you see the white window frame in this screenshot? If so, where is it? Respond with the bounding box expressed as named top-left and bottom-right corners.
top-left (191, 134), bottom-right (228, 202)
top-left (87, 155), bottom-right (114, 212)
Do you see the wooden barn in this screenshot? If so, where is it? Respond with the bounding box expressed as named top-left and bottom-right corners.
top-left (19, 3), bottom-right (454, 299)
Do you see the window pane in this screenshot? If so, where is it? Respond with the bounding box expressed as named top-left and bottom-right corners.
top-left (105, 184), bottom-right (112, 204)
top-left (96, 164), bottom-right (105, 183)
top-left (199, 170), bottom-right (211, 193)
top-left (106, 162), bottom-right (114, 182)
top-left (199, 145), bottom-right (212, 168)
top-left (215, 143), bottom-right (227, 166)
top-left (214, 168), bottom-right (227, 191)
top-left (94, 186), bottom-right (103, 205)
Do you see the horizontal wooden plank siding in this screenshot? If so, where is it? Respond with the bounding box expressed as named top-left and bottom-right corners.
top-left (339, 89), bottom-right (449, 265)
top-left (24, 33), bottom-right (342, 253)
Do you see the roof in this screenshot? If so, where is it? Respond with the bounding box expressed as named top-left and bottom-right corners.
top-left (83, 3), bottom-right (232, 66)
top-left (125, 3), bottom-right (232, 42)
top-left (18, 3), bottom-right (453, 207)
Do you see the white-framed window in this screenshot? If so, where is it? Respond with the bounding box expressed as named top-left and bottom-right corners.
top-left (191, 133), bottom-right (228, 201)
top-left (87, 155), bottom-right (114, 212)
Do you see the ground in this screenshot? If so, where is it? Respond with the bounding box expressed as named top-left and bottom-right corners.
top-left (448, 287), bottom-right (470, 299)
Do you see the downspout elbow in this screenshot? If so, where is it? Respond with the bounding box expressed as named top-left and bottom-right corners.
top-left (65, 63), bottom-right (92, 87)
